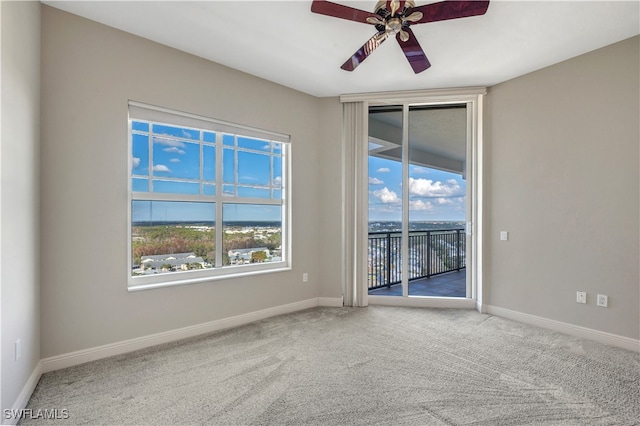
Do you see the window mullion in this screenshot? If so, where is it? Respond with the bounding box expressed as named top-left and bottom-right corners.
top-left (218, 197), bottom-right (281, 205)
top-left (234, 135), bottom-right (239, 197)
top-left (148, 125), bottom-right (154, 192)
top-left (215, 132), bottom-right (224, 268)
top-left (270, 143), bottom-right (274, 198)
top-left (132, 192), bottom-right (212, 203)
top-left (200, 130), bottom-right (204, 194)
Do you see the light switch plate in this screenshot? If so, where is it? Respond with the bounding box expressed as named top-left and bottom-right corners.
top-left (576, 291), bottom-right (587, 304)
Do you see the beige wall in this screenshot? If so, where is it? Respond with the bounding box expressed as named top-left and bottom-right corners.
top-left (40, 6), bottom-right (342, 358)
top-left (1, 0), bottom-right (41, 412)
top-left (317, 97), bottom-right (344, 299)
top-left (484, 36), bottom-right (639, 339)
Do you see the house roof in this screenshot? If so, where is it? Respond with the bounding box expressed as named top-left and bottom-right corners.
top-left (141, 253), bottom-right (199, 262)
top-left (228, 248), bottom-right (270, 255)
top-left (42, 1), bottom-right (639, 98)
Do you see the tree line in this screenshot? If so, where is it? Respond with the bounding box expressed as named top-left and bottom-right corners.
top-left (132, 225), bottom-right (281, 267)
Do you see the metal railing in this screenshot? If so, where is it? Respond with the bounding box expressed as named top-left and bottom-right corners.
top-left (368, 229), bottom-right (465, 290)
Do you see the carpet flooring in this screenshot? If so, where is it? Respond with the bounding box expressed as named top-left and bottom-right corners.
top-left (21, 306), bottom-right (640, 425)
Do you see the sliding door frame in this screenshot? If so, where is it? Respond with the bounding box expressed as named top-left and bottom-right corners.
top-left (341, 87), bottom-right (485, 310)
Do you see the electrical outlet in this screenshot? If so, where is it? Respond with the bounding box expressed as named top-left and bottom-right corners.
top-left (15, 339), bottom-right (21, 361)
top-left (302, 273), bottom-right (308, 282)
top-left (576, 291), bottom-right (587, 304)
top-left (500, 231), bottom-right (509, 241)
top-left (597, 294), bottom-right (608, 307)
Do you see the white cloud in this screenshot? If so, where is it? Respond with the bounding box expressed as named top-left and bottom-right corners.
top-left (273, 176), bottom-right (282, 186)
top-left (369, 177), bottom-right (384, 185)
top-left (408, 178), bottom-right (462, 198)
top-left (412, 166), bottom-right (428, 174)
top-left (372, 187), bottom-right (400, 204)
top-left (163, 147), bottom-right (186, 155)
top-left (409, 199), bottom-right (434, 211)
top-left (153, 164), bottom-right (171, 173)
top-left (169, 158), bottom-right (181, 163)
top-left (132, 157), bottom-right (140, 169)
top-left (377, 167), bottom-right (391, 173)
top-left (437, 198), bottom-right (453, 205)
top-left (154, 137), bottom-right (185, 148)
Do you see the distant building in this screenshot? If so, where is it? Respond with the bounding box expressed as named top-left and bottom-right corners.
top-left (140, 252), bottom-right (206, 273)
top-left (228, 247), bottom-right (270, 265)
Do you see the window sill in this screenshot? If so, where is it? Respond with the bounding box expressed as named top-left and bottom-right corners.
top-left (128, 262), bottom-right (291, 292)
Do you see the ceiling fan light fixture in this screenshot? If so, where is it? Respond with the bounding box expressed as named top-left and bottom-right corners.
top-left (389, 0), bottom-right (401, 16)
top-left (404, 11), bottom-right (424, 23)
top-left (366, 16), bottom-right (386, 26)
top-left (374, 0), bottom-right (416, 17)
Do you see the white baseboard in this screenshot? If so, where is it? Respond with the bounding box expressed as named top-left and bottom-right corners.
top-left (4, 361), bottom-right (43, 426)
top-left (41, 297), bottom-right (333, 373)
top-left (369, 295), bottom-right (476, 309)
top-left (318, 296), bottom-right (343, 307)
top-left (484, 304), bottom-right (640, 353)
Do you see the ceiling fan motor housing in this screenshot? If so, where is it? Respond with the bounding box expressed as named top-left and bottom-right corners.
top-left (373, 1), bottom-right (416, 34)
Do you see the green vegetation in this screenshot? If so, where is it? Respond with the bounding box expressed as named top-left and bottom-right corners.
top-left (250, 250), bottom-right (267, 263)
top-left (132, 225), bottom-right (282, 267)
top-left (132, 226), bottom-right (215, 266)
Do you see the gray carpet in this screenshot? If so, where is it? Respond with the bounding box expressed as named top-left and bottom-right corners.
top-left (21, 306), bottom-right (640, 425)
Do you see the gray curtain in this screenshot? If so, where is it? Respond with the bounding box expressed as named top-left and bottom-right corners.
top-left (342, 102), bottom-right (368, 307)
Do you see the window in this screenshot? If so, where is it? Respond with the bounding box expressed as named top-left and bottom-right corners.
top-left (128, 102), bottom-right (290, 290)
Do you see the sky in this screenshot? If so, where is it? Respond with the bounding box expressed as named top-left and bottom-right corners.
top-left (131, 121), bottom-right (283, 223)
top-left (131, 200), bottom-right (281, 224)
top-left (368, 155), bottom-right (466, 222)
top-left (131, 120), bottom-right (465, 224)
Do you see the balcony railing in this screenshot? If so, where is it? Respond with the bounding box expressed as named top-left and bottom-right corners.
top-left (368, 228), bottom-right (466, 290)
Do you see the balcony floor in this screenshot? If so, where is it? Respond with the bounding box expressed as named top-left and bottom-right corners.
top-left (368, 270), bottom-right (466, 297)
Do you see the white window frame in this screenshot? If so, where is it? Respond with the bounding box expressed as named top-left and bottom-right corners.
top-left (127, 101), bottom-right (292, 291)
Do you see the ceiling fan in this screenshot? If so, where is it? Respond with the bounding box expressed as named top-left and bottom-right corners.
top-left (311, 0), bottom-right (490, 73)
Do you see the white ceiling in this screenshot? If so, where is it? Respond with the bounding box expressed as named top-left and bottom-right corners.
top-left (369, 106), bottom-right (468, 174)
top-left (43, 1), bottom-right (639, 98)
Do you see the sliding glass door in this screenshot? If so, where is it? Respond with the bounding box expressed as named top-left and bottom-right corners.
top-left (367, 105), bottom-right (405, 295)
top-left (367, 103), bottom-right (469, 299)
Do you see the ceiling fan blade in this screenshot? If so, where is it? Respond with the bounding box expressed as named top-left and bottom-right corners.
top-left (407, 0), bottom-right (490, 24)
top-left (341, 32), bottom-right (389, 71)
top-left (311, 0), bottom-right (378, 24)
top-left (397, 27), bottom-right (431, 73)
